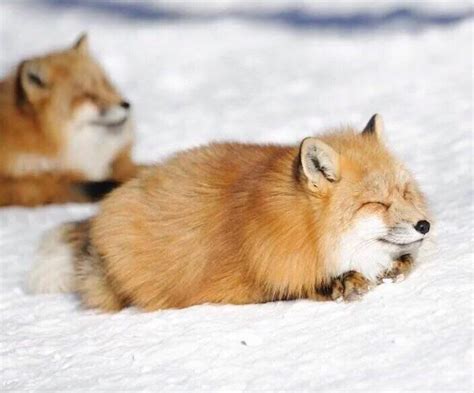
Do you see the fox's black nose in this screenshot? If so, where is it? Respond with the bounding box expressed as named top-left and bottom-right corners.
top-left (120, 101), bottom-right (131, 110)
top-left (415, 220), bottom-right (430, 235)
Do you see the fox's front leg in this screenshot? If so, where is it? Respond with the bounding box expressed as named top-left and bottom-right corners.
top-left (380, 254), bottom-right (414, 283)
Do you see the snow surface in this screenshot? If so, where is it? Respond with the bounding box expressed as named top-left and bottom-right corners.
top-left (0, 1), bottom-right (473, 391)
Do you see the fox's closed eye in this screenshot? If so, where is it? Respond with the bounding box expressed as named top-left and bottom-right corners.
top-left (403, 188), bottom-right (413, 199)
top-left (361, 201), bottom-right (389, 209)
top-left (84, 92), bottom-right (98, 101)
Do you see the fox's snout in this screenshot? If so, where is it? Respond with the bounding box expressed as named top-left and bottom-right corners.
top-left (383, 218), bottom-right (431, 247)
top-left (98, 99), bottom-right (131, 114)
top-left (91, 99), bottom-right (131, 128)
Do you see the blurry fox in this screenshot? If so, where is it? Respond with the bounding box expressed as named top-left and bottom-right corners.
top-left (0, 34), bottom-right (140, 206)
top-left (28, 115), bottom-right (431, 311)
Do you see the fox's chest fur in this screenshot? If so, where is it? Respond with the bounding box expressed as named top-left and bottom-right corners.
top-left (8, 126), bottom-right (130, 180)
top-left (334, 216), bottom-right (398, 282)
top-left (61, 120), bottom-right (132, 180)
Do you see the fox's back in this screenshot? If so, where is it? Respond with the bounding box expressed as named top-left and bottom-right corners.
top-left (95, 142), bottom-right (296, 243)
top-left (91, 143), bottom-right (299, 308)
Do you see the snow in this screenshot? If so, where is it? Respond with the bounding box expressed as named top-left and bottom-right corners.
top-left (0, 1), bottom-right (472, 391)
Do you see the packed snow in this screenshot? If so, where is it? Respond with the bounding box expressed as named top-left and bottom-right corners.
top-left (0, 1), bottom-right (472, 391)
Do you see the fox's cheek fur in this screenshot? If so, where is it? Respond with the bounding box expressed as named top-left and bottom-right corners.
top-left (334, 209), bottom-right (428, 283)
top-left (70, 101), bottom-right (100, 125)
top-left (334, 215), bottom-right (394, 282)
top-left (58, 102), bottom-right (133, 181)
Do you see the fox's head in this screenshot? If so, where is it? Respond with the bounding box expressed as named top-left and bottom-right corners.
top-left (300, 115), bottom-right (431, 281)
top-left (15, 33), bottom-right (131, 140)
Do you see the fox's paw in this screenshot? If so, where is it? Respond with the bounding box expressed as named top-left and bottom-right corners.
top-left (341, 271), bottom-right (372, 301)
top-left (313, 278), bottom-right (345, 301)
top-left (381, 254), bottom-right (414, 283)
top-left (330, 278), bottom-right (345, 301)
top-left (313, 272), bottom-right (372, 302)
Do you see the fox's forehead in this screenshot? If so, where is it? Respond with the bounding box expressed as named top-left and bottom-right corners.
top-left (370, 171), bottom-right (407, 185)
top-left (356, 165), bottom-right (413, 195)
top-left (41, 51), bottom-right (104, 80)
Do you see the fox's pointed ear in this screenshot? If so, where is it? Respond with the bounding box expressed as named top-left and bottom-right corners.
top-left (300, 138), bottom-right (340, 190)
top-left (17, 60), bottom-right (49, 105)
top-left (362, 114), bottom-right (384, 139)
top-left (72, 33), bottom-right (89, 54)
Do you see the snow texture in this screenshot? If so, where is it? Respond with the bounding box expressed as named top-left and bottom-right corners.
top-left (0, 1), bottom-right (472, 391)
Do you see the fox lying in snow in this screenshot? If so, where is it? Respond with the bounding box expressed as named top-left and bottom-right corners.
top-left (0, 34), bottom-right (139, 206)
top-left (28, 115), bottom-right (431, 311)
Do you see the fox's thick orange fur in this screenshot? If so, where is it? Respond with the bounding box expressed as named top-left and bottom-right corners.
top-left (0, 34), bottom-right (139, 206)
top-left (29, 115), bottom-right (431, 311)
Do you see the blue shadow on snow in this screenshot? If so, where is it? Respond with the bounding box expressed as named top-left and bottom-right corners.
top-left (35, 0), bottom-right (473, 31)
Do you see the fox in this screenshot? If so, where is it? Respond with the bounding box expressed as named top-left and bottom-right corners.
top-left (28, 114), bottom-right (431, 312)
top-left (0, 34), bottom-right (139, 206)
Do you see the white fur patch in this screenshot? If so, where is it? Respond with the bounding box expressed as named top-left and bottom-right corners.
top-left (10, 153), bottom-right (59, 176)
top-left (27, 225), bottom-right (75, 294)
top-left (335, 216), bottom-right (394, 282)
top-left (61, 103), bottom-right (133, 181)
top-left (9, 103), bottom-right (132, 179)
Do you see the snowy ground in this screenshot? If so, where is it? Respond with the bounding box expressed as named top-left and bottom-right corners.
top-left (0, 1), bottom-right (473, 392)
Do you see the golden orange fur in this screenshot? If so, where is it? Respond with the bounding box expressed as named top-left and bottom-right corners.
top-left (29, 115), bottom-right (431, 311)
top-left (0, 34), bottom-right (139, 206)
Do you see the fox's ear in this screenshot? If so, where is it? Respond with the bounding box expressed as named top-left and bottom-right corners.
top-left (72, 33), bottom-right (89, 54)
top-left (362, 114), bottom-right (384, 139)
top-left (17, 60), bottom-right (49, 105)
top-left (300, 138), bottom-right (340, 190)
